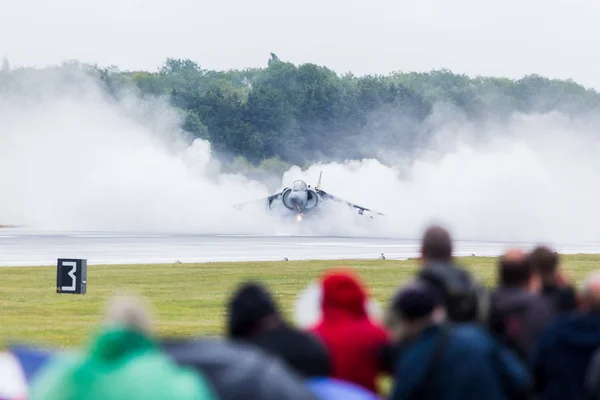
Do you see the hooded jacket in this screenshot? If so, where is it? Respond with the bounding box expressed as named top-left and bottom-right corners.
top-left (487, 286), bottom-right (556, 360)
top-left (29, 326), bottom-right (217, 400)
top-left (309, 270), bottom-right (389, 393)
top-left (532, 311), bottom-right (600, 400)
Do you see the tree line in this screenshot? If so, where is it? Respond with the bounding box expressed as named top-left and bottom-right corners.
top-left (2, 54), bottom-right (600, 171)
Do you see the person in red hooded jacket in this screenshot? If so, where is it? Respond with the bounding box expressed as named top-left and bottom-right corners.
top-left (308, 269), bottom-right (390, 394)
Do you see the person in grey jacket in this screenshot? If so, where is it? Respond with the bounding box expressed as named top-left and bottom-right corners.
top-left (487, 248), bottom-right (556, 361)
top-left (161, 337), bottom-right (318, 400)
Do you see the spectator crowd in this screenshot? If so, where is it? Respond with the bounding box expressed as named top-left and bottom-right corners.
top-left (7, 225), bottom-right (600, 399)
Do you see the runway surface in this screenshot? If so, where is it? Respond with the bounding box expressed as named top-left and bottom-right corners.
top-left (2, 228), bottom-right (600, 266)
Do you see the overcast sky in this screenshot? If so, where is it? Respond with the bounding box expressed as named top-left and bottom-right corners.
top-left (1, 0), bottom-right (599, 89)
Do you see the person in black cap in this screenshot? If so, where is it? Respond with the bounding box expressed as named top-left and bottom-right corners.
top-left (226, 281), bottom-right (330, 379)
top-left (227, 282), bottom-right (281, 337)
top-left (387, 281), bottom-right (445, 342)
top-left (387, 282), bottom-right (532, 400)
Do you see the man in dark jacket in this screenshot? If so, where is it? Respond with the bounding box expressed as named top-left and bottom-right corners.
top-left (226, 281), bottom-right (330, 378)
top-left (387, 282), bottom-right (531, 400)
top-left (415, 225), bottom-right (489, 323)
top-left (529, 245), bottom-right (578, 313)
top-left (383, 225), bottom-right (489, 364)
top-left (487, 248), bottom-right (556, 361)
top-left (532, 272), bottom-right (600, 400)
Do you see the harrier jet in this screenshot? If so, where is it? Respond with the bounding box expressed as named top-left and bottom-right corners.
top-left (234, 172), bottom-right (384, 222)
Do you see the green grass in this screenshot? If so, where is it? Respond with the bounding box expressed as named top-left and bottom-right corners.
top-left (1, 254), bottom-right (599, 349)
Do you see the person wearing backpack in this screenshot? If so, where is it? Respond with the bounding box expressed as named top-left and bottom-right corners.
top-left (383, 225), bottom-right (489, 337)
top-left (486, 248), bottom-right (556, 364)
top-left (529, 246), bottom-right (578, 314)
top-left (414, 225), bottom-right (490, 324)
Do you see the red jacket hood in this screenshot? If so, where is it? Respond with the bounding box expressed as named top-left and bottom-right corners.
top-left (320, 270), bottom-right (368, 320)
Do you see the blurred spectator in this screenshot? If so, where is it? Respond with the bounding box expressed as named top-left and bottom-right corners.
top-left (529, 246), bottom-right (578, 313)
top-left (487, 249), bottom-right (555, 361)
top-left (161, 337), bottom-right (319, 400)
top-left (532, 271), bottom-right (600, 400)
top-left (309, 269), bottom-right (390, 394)
top-left (387, 282), bottom-right (532, 400)
top-left (414, 225), bottom-right (489, 323)
top-left (28, 295), bottom-right (217, 400)
top-left (226, 281), bottom-right (330, 378)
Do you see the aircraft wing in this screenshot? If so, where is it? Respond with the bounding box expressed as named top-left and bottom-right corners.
top-left (233, 192), bottom-right (282, 211)
top-left (316, 189), bottom-right (385, 216)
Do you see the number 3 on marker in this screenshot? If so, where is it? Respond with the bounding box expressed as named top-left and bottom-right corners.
top-left (62, 261), bottom-right (77, 291)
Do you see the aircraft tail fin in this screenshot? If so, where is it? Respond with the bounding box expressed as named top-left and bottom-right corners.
top-left (315, 170), bottom-right (323, 190)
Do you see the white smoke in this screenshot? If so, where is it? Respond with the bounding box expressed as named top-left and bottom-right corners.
top-left (1, 67), bottom-right (600, 244)
top-left (0, 67), bottom-right (275, 234)
top-left (282, 110), bottom-right (600, 243)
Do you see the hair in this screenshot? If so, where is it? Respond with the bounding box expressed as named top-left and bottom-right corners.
top-left (104, 294), bottom-right (154, 334)
top-left (498, 252), bottom-right (532, 287)
top-left (421, 225), bottom-right (452, 261)
top-left (529, 246), bottom-right (559, 280)
top-left (226, 281), bottom-right (280, 338)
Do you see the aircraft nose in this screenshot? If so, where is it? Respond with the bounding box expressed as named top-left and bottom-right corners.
top-left (289, 192), bottom-right (307, 205)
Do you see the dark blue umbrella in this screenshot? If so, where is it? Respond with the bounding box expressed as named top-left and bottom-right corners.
top-left (306, 377), bottom-right (382, 400)
top-left (8, 345), bottom-right (56, 384)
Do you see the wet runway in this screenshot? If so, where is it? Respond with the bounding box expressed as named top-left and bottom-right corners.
top-left (1, 229), bottom-right (600, 266)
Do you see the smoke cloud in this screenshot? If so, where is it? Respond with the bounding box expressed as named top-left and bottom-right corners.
top-left (287, 110), bottom-right (600, 243)
top-left (0, 66), bottom-right (274, 234)
top-left (1, 66), bottom-right (600, 244)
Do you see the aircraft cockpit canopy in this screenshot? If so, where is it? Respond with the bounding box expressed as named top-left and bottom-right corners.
top-left (291, 180), bottom-right (308, 191)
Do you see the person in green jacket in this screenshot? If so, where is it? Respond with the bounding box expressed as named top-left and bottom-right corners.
top-left (29, 295), bottom-right (218, 400)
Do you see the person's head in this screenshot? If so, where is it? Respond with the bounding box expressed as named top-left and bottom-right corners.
top-left (319, 269), bottom-right (368, 318)
top-left (389, 281), bottom-right (444, 341)
top-left (420, 225), bottom-right (453, 264)
top-left (498, 248), bottom-right (532, 288)
top-left (227, 282), bottom-right (283, 338)
top-left (529, 245), bottom-right (559, 284)
top-left (103, 294), bottom-right (155, 335)
top-left (579, 272), bottom-right (600, 313)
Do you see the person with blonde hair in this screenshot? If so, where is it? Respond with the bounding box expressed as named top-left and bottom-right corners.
top-left (29, 294), bottom-right (218, 400)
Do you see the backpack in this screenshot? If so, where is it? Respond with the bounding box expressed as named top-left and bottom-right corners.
top-left (486, 294), bottom-right (530, 362)
top-left (418, 262), bottom-right (490, 324)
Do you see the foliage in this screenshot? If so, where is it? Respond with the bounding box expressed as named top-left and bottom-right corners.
top-left (2, 55), bottom-right (600, 167)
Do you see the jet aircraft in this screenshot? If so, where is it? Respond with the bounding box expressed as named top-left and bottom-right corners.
top-left (234, 172), bottom-right (384, 222)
